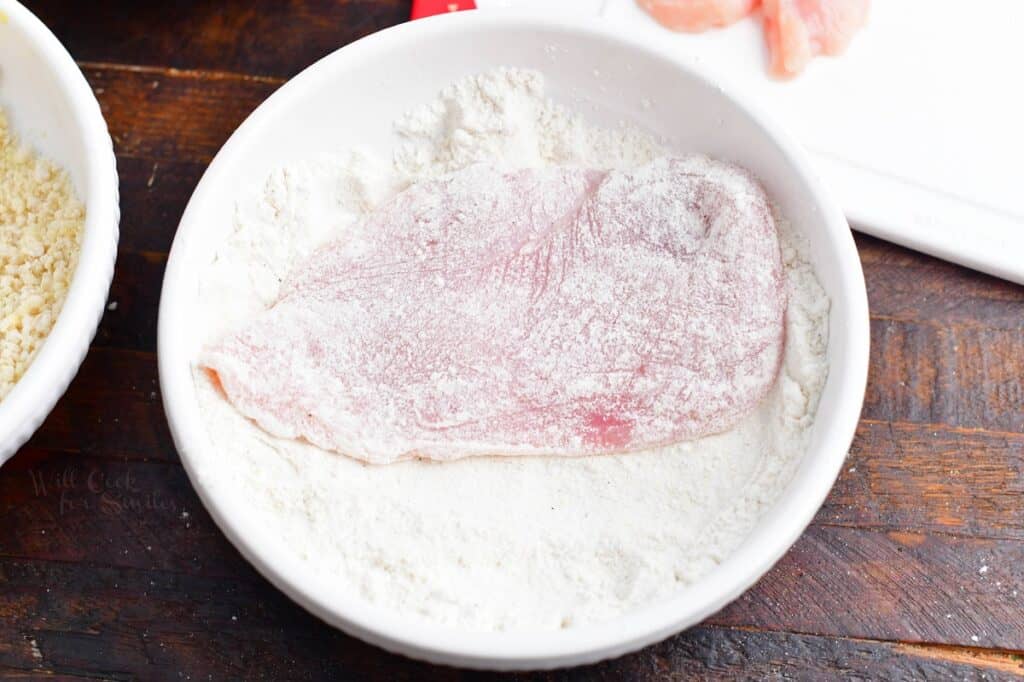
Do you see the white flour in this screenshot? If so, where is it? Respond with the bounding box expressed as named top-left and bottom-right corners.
top-left (192, 68), bottom-right (830, 631)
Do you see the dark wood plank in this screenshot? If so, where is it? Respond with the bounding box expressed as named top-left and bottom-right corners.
top-left (0, 449), bottom-right (242, 578)
top-left (821, 419), bottom-right (1024, 541)
top-left (857, 236), bottom-right (1024, 434)
top-left (0, 556), bottom-right (368, 681)
top-left (620, 627), bottom-right (1024, 681)
top-left (115, 157), bottom-right (206, 254)
top-left (93, 250), bottom-right (166, 354)
top-left (2, 548), bottom-right (1021, 680)
top-left (26, 0), bottom-right (412, 79)
top-left (88, 65), bottom-right (278, 165)
top-left (863, 318), bottom-right (1024, 433)
top-left (712, 525), bottom-right (1024, 651)
top-left (857, 233), bottom-right (1024, 330)
top-left (24, 349), bottom-right (174, 462)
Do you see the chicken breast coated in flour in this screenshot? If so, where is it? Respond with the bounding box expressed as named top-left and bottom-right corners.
top-left (201, 158), bottom-right (786, 464)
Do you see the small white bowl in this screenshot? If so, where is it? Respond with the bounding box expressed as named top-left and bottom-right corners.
top-left (159, 11), bottom-right (868, 670)
top-left (0, 1), bottom-right (119, 465)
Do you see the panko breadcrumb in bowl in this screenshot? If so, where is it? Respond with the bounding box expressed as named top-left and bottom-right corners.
top-left (0, 0), bottom-right (119, 465)
top-left (0, 112), bottom-right (85, 399)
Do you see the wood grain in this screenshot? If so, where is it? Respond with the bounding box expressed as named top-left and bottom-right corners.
top-left (87, 65), bottom-right (278, 165)
top-left (94, 250), bottom-right (166, 353)
top-left (821, 419), bottom-right (1024, 541)
top-left (1, 547), bottom-right (1020, 680)
top-left (115, 157), bottom-right (206, 253)
top-left (23, 349), bottom-right (172, 462)
top-left (26, 0), bottom-right (412, 79)
top-left (628, 627), bottom-right (1024, 681)
top-left (711, 525), bottom-right (1024, 650)
top-left (857, 233), bottom-right (1024, 330)
top-left (0, 449), bottom-right (241, 577)
top-left (864, 319), bottom-right (1024, 433)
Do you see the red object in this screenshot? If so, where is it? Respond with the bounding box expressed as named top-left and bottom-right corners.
top-left (410, 0), bottom-right (477, 20)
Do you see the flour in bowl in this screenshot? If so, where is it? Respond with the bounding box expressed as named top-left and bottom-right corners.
top-left (191, 68), bottom-right (829, 631)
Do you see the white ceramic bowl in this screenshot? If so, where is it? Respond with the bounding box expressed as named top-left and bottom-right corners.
top-left (159, 11), bottom-right (869, 670)
top-left (0, 0), bottom-right (119, 465)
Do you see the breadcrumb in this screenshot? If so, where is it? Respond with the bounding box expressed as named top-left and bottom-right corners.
top-left (0, 111), bottom-right (85, 400)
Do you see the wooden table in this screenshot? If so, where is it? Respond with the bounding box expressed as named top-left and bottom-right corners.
top-left (2, 2), bottom-right (1022, 678)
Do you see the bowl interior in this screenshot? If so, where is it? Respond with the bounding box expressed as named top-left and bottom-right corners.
top-left (0, 3), bottom-right (88, 195)
top-left (0, 1), bottom-right (118, 464)
top-left (160, 12), bottom-right (868, 669)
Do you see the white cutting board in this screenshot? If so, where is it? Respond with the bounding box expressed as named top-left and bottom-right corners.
top-left (478, 0), bottom-right (1024, 284)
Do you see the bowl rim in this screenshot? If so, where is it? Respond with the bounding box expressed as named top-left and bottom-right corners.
top-left (0, 0), bottom-right (120, 465)
top-left (158, 10), bottom-right (870, 670)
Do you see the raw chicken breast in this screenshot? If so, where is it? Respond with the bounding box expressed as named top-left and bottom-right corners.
top-left (764, 0), bottom-right (870, 77)
top-left (202, 158), bottom-right (786, 464)
top-left (637, 0), bottom-right (760, 32)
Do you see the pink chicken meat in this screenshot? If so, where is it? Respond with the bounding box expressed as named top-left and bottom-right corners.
top-left (201, 158), bottom-right (786, 464)
top-left (636, 0), bottom-right (869, 77)
top-left (637, 0), bottom-right (759, 32)
top-left (764, 0), bottom-right (870, 77)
